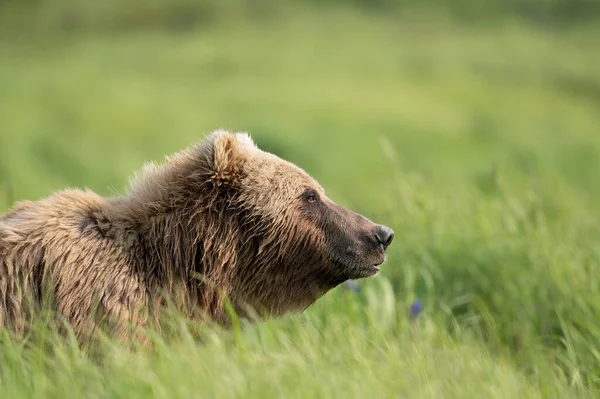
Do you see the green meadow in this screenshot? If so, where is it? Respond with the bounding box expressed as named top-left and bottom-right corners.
top-left (1, 2), bottom-right (600, 397)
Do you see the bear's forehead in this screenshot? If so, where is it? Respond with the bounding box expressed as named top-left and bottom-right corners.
top-left (246, 150), bottom-right (323, 192)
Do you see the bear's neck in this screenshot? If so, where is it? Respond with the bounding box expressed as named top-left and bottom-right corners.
top-left (115, 203), bottom-right (342, 326)
top-left (125, 202), bottom-right (246, 324)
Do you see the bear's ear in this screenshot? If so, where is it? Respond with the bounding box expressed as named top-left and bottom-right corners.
top-left (210, 130), bottom-right (254, 181)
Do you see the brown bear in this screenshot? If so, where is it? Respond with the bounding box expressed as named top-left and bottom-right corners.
top-left (0, 130), bottom-right (394, 340)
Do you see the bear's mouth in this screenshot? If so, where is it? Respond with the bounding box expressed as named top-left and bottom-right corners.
top-left (361, 262), bottom-right (382, 277)
top-left (331, 257), bottom-right (384, 279)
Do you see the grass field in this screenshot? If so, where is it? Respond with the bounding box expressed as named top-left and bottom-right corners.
top-left (1, 3), bottom-right (600, 398)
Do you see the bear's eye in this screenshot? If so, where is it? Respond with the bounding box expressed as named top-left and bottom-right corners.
top-left (304, 190), bottom-right (318, 204)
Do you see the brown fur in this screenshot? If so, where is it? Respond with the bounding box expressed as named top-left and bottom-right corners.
top-left (0, 131), bottom-right (392, 340)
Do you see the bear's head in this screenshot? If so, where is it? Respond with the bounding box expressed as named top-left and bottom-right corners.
top-left (201, 131), bottom-right (394, 317)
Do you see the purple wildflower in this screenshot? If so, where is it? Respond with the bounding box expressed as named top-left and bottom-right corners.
top-left (410, 300), bottom-right (422, 319)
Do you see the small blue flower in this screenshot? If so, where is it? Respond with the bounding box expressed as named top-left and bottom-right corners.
top-left (410, 300), bottom-right (422, 318)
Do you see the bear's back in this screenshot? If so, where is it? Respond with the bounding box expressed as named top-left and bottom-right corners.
top-left (0, 189), bottom-right (106, 247)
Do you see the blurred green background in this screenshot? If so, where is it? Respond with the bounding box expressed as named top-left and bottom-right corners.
top-left (1, 1), bottom-right (600, 397)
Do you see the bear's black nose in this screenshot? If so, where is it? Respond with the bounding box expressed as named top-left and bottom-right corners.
top-left (374, 225), bottom-right (395, 249)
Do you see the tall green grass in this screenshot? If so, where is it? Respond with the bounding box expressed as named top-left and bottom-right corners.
top-left (0, 280), bottom-right (590, 398)
top-left (1, 5), bottom-right (600, 398)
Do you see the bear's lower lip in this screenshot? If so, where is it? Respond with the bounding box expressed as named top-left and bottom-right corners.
top-left (359, 264), bottom-right (380, 277)
top-left (332, 258), bottom-right (382, 279)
